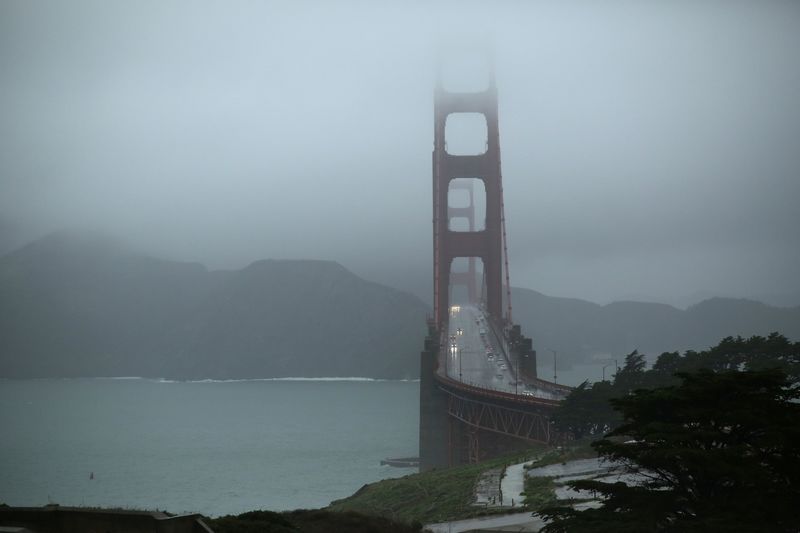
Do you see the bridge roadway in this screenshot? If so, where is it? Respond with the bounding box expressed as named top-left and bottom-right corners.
top-left (439, 304), bottom-right (568, 402)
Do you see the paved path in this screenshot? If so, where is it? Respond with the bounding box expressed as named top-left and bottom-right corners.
top-left (500, 462), bottom-right (527, 508)
top-left (474, 467), bottom-right (503, 506)
top-left (474, 460), bottom-right (530, 509)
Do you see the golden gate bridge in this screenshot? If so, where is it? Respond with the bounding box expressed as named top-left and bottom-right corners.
top-left (419, 56), bottom-right (572, 470)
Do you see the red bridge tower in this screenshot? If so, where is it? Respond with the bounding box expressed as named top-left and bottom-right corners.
top-left (432, 73), bottom-right (506, 329)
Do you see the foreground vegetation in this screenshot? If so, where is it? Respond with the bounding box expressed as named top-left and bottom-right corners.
top-left (207, 509), bottom-right (424, 533)
top-left (206, 443), bottom-right (593, 531)
top-left (552, 332), bottom-right (799, 439)
top-left (519, 438), bottom-right (597, 510)
top-left (540, 332), bottom-right (800, 532)
top-left (328, 446), bottom-right (559, 524)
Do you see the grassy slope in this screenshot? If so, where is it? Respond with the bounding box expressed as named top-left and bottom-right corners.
top-left (329, 441), bottom-right (598, 525)
top-left (521, 439), bottom-right (597, 509)
top-left (207, 509), bottom-right (425, 533)
top-left (328, 447), bottom-right (551, 524)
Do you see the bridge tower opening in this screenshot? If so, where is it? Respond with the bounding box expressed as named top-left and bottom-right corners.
top-left (449, 257), bottom-right (483, 307)
top-left (447, 177), bottom-right (485, 306)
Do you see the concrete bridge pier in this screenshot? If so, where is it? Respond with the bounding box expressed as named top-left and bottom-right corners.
top-left (419, 331), bottom-right (450, 471)
top-left (508, 324), bottom-right (537, 381)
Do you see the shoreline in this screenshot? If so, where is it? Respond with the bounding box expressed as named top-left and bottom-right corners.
top-left (0, 376), bottom-right (421, 383)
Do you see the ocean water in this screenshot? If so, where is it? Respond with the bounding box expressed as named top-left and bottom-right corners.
top-left (0, 378), bottom-right (419, 516)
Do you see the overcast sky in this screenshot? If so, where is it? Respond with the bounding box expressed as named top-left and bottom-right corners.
top-left (1, 0), bottom-right (798, 307)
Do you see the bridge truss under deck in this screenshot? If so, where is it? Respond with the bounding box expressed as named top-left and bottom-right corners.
top-left (445, 389), bottom-right (552, 444)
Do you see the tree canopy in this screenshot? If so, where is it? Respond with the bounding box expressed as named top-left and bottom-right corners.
top-left (551, 333), bottom-right (800, 439)
top-left (538, 367), bottom-right (800, 532)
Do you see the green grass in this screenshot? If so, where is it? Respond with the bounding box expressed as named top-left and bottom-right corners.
top-left (523, 437), bottom-right (597, 472)
top-left (328, 447), bottom-right (547, 524)
top-left (522, 475), bottom-right (558, 510)
top-left (520, 438), bottom-right (598, 512)
top-left (208, 509), bottom-right (425, 533)
top-left (328, 440), bottom-right (599, 525)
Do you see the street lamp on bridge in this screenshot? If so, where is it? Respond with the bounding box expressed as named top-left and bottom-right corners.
top-left (602, 363), bottom-right (612, 382)
top-left (548, 349), bottom-right (557, 385)
top-left (602, 359), bottom-right (620, 382)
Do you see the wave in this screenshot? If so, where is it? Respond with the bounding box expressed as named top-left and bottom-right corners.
top-left (172, 377), bottom-right (421, 383)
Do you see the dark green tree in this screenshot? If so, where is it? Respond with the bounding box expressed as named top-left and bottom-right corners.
top-left (612, 349), bottom-right (646, 392)
top-left (551, 334), bottom-right (799, 440)
top-left (677, 333), bottom-right (799, 379)
top-left (648, 351), bottom-right (681, 382)
top-left (551, 350), bottom-right (646, 439)
top-left (550, 380), bottom-right (619, 439)
top-left (538, 369), bottom-right (800, 532)
top-left (739, 332), bottom-right (800, 380)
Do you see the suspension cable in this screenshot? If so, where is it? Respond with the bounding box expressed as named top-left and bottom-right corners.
top-left (498, 152), bottom-right (513, 325)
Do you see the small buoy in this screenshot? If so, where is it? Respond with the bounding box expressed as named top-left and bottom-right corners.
top-left (89, 472), bottom-right (94, 480)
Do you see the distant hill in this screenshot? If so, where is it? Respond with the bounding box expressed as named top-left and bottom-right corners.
top-left (0, 214), bottom-right (31, 258)
top-left (2, 232), bottom-right (797, 378)
top-left (510, 287), bottom-right (800, 366)
top-left (0, 232), bottom-right (429, 379)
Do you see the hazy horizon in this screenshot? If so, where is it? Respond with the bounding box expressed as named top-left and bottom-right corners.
top-left (4, 227), bottom-right (798, 311)
top-left (2, 1), bottom-right (799, 309)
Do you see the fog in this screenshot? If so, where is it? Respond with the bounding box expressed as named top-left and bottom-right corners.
top-left (2, 0), bottom-right (798, 307)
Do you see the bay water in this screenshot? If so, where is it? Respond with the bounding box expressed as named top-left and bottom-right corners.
top-left (0, 378), bottom-right (419, 516)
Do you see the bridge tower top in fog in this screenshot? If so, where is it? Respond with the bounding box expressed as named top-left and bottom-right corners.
top-left (432, 60), bottom-right (510, 330)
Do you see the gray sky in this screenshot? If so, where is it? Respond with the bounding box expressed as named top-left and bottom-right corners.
top-left (2, 0), bottom-right (799, 307)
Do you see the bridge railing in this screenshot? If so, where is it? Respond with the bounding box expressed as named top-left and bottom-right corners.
top-left (434, 370), bottom-right (565, 407)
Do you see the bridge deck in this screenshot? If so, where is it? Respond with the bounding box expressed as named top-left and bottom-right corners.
top-left (438, 304), bottom-right (570, 403)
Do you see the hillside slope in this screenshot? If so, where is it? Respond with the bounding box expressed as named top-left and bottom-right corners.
top-left (2, 232), bottom-right (797, 378)
top-left (0, 233), bottom-right (428, 379)
top-left (510, 287), bottom-right (800, 365)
